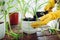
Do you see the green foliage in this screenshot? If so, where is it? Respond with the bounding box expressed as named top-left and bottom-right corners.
top-left (49, 29), bottom-right (56, 34)
top-left (5, 0), bottom-right (26, 39)
top-left (0, 0), bottom-right (48, 39)
top-left (17, 0), bottom-right (31, 15)
top-left (16, 0), bottom-right (48, 19)
top-left (0, 0), bottom-right (21, 39)
top-left (0, 1), bottom-right (5, 6)
top-left (0, 1), bottom-right (5, 19)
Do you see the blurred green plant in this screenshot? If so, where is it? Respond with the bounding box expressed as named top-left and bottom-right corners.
top-left (0, 0), bottom-right (48, 39)
top-left (0, 1), bottom-right (5, 6)
top-left (5, 0), bottom-right (24, 39)
top-left (16, 0), bottom-right (48, 18)
top-left (32, 0), bottom-right (48, 20)
top-left (17, 0), bottom-right (32, 17)
top-left (0, 0), bottom-right (23, 39)
top-left (49, 20), bottom-right (58, 34)
top-left (0, 0), bottom-right (5, 19)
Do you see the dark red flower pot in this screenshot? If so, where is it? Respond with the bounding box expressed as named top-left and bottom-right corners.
top-left (9, 12), bottom-right (19, 25)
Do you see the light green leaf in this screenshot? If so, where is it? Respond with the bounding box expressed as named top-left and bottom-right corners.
top-left (37, 2), bottom-right (48, 10)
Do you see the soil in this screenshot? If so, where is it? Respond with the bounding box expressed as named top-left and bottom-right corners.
top-left (1, 33), bottom-right (37, 40)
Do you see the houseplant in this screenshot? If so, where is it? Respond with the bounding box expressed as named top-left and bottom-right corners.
top-left (0, 0), bottom-right (23, 39)
top-left (0, 0), bottom-right (49, 39)
top-left (47, 18), bottom-right (60, 37)
top-left (0, 22), bottom-right (5, 39)
top-left (16, 0), bottom-right (48, 34)
top-left (0, 0), bottom-right (48, 39)
top-left (0, 0), bottom-right (5, 39)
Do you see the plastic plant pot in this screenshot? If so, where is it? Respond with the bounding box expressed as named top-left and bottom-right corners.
top-left (0, 22), bottom-right (5, 39)
top-left (21, 21), bottom-right (37, 34)
top-left (21, 18), bottom-right (37, 34)
top-left (9, 12), bottom-right (19, 25)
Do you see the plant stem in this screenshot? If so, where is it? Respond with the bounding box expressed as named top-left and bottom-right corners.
top-left (7, 10), bottom-right (12, 32)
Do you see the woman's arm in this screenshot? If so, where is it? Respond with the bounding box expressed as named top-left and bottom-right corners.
top-left (44, 0), bottom-right (56, 12)
top-left (31, 10), bottom-right (60, 28)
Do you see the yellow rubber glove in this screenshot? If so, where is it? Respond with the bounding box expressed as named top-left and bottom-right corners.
top-left (31, 10), bottom-right (60, 28)
top-left (44, 0), bottom-right (56, 12)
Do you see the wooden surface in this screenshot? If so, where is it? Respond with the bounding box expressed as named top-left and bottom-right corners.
top-left (2, 32), bottom-right (60, 40)
top-left (1, 25), bottom-right (60, 40)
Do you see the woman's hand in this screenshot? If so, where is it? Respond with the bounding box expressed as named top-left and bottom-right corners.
top-left (31, 12), bottom-right (53, 28)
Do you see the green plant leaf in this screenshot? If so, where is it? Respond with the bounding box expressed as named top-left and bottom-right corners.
top-left (7, 6), bottom-right (14, 11)
top-left (0, 15), bottom-right (4, 19)
top-left (0, 1), bottom-right (5, 6)
top-left (8, 0), bottom-right (14, 3)
top-left (37, 2), bottom-right (48, 10)
top-left (2, 1), bottom-right (5, 6)
top-left (17, 0), bottom-right (31, 15)
top-left (35, 0), bottom-right (39, 3)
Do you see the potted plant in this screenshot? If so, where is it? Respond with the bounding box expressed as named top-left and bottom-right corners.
top-left (0, 0), bottom-right (26, 39)
top-left (17, 0), bottom-right (48, 34)
top-left (0, 0), bottom-right (5, 39)
top-left (0, 22), bottom-right (5, 39)
top-left (0, 0), bottom-right (23, 39)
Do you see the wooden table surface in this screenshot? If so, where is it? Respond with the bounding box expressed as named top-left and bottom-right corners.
top-left (1, 25), bottom-right (60, 40)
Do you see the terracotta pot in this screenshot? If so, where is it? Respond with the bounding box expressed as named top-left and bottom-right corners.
top-left (9, 12), bottom-right (18, 25)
